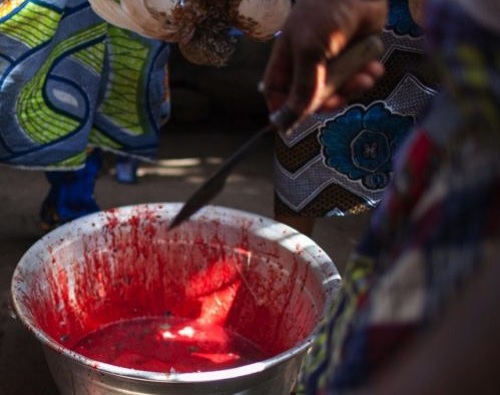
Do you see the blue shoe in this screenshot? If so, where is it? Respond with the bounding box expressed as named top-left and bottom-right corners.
top-left (115, 156), bottom-right (139, 184)
top-left (40, 150), bottom-right (102, 230)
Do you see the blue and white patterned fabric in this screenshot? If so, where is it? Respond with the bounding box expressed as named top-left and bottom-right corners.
top-left (274, 0), bottom-right (438, 217)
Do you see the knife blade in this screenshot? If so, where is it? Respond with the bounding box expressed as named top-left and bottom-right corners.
top-left (168, 35), bottom-right (384, 230)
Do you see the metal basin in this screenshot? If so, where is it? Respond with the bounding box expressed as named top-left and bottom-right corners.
top-left (11, 203), bottom-right (340, 394)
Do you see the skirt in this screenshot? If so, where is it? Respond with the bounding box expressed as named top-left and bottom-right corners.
top-left (0, 0), bottom-right (169, 170)
top-left (274, 0), bottom-right (438, 217)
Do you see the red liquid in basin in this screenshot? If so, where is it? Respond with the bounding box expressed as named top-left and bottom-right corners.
top-left (71, 316), bottom-right (269, 372)
top-left (22, 208), bottom-right (325, 376)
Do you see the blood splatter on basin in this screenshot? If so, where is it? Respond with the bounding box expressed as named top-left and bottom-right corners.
top-left (11, 203), bottom-right (340, 395)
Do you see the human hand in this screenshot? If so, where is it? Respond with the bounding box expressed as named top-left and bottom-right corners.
top-left (261, 0), bottom-right (388, 128)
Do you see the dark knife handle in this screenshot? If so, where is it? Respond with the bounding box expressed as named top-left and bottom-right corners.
top-left (270, 34), bottom-right (384, 132)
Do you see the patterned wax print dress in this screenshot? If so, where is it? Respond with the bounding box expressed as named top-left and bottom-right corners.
top-left (274, 0), bottom-right (438, 217)
top-left (0, 0), bottom-right (169, 170)
top-left (298, 0), bottom-right (500, 393)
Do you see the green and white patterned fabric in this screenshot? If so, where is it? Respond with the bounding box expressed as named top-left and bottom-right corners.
top-left (0, 0), bottom-right (168, 169)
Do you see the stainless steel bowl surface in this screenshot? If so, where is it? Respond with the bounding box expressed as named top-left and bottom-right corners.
top-left (11, 203), bottom-right (340, 394)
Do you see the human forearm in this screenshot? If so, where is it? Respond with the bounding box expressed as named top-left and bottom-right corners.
top-left (408, 0), bottom-right (426, 26)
